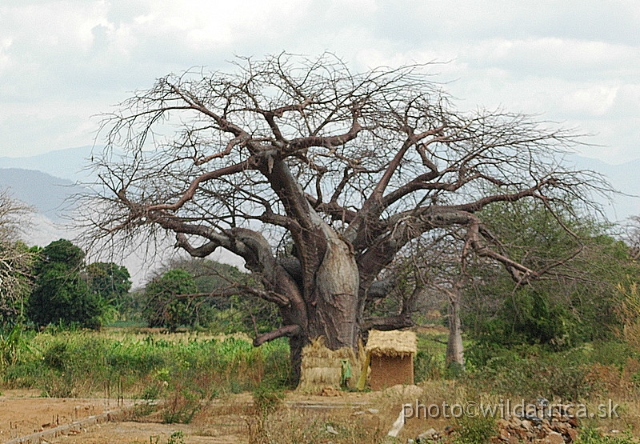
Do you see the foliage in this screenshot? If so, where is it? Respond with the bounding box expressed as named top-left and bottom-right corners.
top-left (576, 427), bottom-right (635, 444)
top-left (151, 258), bottom-right (280, 334)
top-left (167, 431), bottom-right (186, 444)
top-left (143, 269), bottom-right (197, 331)
top-left (614, 280), bottom-right (640, 353)
top-left (1, 330), bottom-right (290, 400)
top-left (86, 262), bottom-right (132, 308)
top-left (463, 341), bottom-right (640, 400)
top-left (0, 324), bottom-right (34, 375)
top-left (252, 382), bottom-right (285, 415)
top-left (413, 330), bottom-right (448, 381)
top-left (162, 383), bottom-right (202, 424)
top-left (27, 239), bottom-right (109, 329)
top-left (463, 201), bottom-right (639, 349)
top-left (454, 414), bottom-right (497, 444)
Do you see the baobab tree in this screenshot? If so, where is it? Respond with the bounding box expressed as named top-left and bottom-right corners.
top-left (82, 53), bottom-right (605, 383)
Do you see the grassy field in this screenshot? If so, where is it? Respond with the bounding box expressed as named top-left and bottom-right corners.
top-left (0, 326), bottom-right (289, 400)
top-left (1, 326), bottom-right (640, 443)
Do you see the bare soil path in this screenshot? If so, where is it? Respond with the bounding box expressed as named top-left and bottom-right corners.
top-left (0, 387), bottom-right (418, 443)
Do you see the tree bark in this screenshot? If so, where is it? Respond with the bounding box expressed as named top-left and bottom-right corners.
top-left (306, 224), bottom-right (360, 350)
top-left (446, 291), bottom-right (465, 371)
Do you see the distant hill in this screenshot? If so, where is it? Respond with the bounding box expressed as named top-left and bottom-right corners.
top-left (0, 146), bottom-right (96, 183)
top-left (0, 168), bottom-right (87, 222)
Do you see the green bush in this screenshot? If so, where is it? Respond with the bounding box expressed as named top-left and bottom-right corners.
top-left (252, 382), bottom-right (285, 415)
top-left (576, 427), bottom-right (635, 444)
top-left (465, 345), bottom-right (593, 400)
top-left (454, 414), bottom-right (497, 444)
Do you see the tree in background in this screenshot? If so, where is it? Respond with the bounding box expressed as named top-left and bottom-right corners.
top-left (463, 201), bottom-right (640, 364)
top-left (625, 216), bottom-right (640, 261)
top-left (86, 262), bottom-right (132, 309)
top-left (28, 239), bottom-right (107, 329)
top-left (144, 269), bottom-right (197, 331)
top-left (0, 190), bottom-right (34, 325)
top-left (83, 53), bottom-right (608, 383)
top-left (151, 257), bottom-right (280, 333)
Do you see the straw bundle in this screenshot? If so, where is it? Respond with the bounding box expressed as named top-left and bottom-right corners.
top-left (298, 337), bottom-right (362, 392)
top-left (365, 329), bottom-right (417, 358)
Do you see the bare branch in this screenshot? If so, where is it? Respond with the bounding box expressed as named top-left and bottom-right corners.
top-left (253, 324), bottom-right (302, 346)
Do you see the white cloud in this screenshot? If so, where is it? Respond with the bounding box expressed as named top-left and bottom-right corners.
top-left (0, 0), bottom-right (639, 164)
top-left (561, 85), bottom-right (619, 116)
top-left (463, 37), bottom-right (639, 80)
top-left (0, 38), bottom-right (12, 73)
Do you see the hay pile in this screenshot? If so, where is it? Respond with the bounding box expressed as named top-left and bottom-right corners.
top-left (298, 337), bottom-right (362, 392)
top-left (365, 329), bottom-right (417, 358)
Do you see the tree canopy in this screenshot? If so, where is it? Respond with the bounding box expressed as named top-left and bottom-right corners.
top-left (83, 53), bottom-right (608, 383)
top-left (86, 262), bottom-right (132, 307)
top-left (144, 268), bottom-right (197, 331)
top-left (28, 240), bottom-right (113, 329)
top-left (463, 201), bottom-right (639, 357)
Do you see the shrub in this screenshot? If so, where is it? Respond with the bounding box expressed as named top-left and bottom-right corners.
top-left (465, 345), bottom-right (593, 400)
top-left (454, 415), bottom-right (497, 444)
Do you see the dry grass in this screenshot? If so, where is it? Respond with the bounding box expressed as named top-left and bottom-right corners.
top-left (298, 337), bottom-right (364, 392)
top-left (247, 403), bottom-right (386, 444)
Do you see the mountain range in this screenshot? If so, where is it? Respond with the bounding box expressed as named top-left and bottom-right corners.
top-left (0, 146), bottom-right (638, 284)
top-left (0, 145), bottom-right (95, 183)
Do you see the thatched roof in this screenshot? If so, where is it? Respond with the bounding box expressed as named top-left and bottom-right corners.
top-left (365, 329), bottom-right (417, 358)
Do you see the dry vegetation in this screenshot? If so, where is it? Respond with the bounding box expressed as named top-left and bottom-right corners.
top-left (2, 327), bottom-right (640, 443)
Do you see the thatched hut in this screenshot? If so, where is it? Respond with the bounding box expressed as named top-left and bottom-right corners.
top-left (298, 337), bottom-right (362, 392)
top-left (364, 329), bottom-right (417, 390)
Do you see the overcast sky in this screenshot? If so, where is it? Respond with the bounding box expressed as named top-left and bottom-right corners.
top-left (1, 0), bottom-right (639, 164)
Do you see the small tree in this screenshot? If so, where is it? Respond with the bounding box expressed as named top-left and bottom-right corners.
top-left (463, 202), bottom-right (638, 356)
top-left (0, 190), bottom-right (34, 325)
top-left (154, 257), bottom-right (281, 333)
top-left (144, 269), bottom-right (197, 331)
top-left (86, 262), bottom-right (132, 308)
top-left (28, 239), bottom-right (107, 329)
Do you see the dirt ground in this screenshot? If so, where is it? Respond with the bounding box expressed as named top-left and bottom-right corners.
top-left (0, 386), bottom-right (431, 443)
top-left (0, 389), bottom-right (131, 442)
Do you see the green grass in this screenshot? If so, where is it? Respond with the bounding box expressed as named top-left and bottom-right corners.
top-left (0, 328), bottom-right (290, 400)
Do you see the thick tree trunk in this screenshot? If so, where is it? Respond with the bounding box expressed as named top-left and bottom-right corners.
top-left (280, 233), bottom-right (359, 387)
top-left (266, 226), bottom-right (360, 386)
top-left (259, 158), bottom-right (361, 383)
top-left (306, 228), bottom-right (360, 350)
top-left (446, 293), bottom-right (465, 371)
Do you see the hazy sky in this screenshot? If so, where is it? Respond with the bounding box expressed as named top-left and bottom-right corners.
top-left (1, 0), bottom-right (639, 164)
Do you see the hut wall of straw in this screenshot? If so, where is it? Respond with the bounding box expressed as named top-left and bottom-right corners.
top-left (298, 337), bottom-right (363, 392)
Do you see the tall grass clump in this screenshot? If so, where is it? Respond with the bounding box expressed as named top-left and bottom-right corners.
top-left (0, 330), bottom-right (290, 402)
